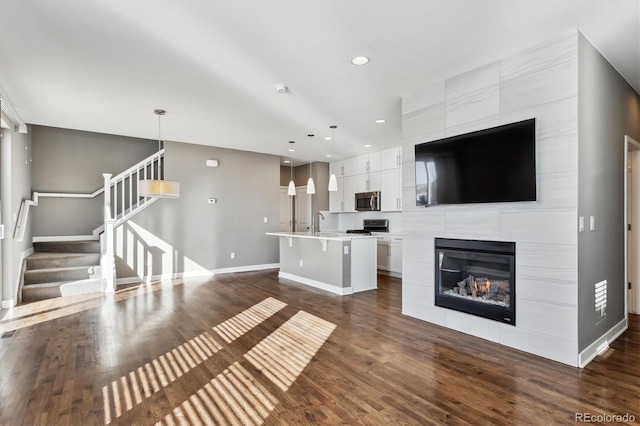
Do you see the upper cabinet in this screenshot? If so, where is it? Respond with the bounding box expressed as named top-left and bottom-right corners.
top-left (381, 147), bottom-right (402, 170)
top-left (357, 152), bottom-right (381, 175)
top-left (328, 146), bottom-right (402, 213)
top-left (343, 157), bottom-right (359, 177)
top-left (329, 160), bottom-right (344, 178)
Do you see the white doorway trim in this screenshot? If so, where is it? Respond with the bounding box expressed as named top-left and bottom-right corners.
top-left (624, 135), bottom-right (640, 317)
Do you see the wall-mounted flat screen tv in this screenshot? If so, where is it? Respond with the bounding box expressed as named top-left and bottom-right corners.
top-left (415, 118), bottom-right (536, 206)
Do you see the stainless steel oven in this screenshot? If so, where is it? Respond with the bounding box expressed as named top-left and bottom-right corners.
top-left (355, 191), bottom-right (381, 211)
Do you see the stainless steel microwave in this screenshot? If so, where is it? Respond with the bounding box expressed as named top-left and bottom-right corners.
top-left (355, 191), bottom-right (381, 211)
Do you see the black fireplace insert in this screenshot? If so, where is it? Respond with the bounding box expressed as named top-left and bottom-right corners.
top-left (434, 238), bottom-right (516, 325)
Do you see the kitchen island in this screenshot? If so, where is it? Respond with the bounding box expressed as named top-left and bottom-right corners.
top-left (266, 232), bottom-right (378, 295)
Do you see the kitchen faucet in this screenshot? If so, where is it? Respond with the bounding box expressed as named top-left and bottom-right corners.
top-left (310, 212), bottom-right (325, 235)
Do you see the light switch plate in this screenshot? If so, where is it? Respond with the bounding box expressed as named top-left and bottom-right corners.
top-left (590, 216), bottom-right (595, 231)
top-left (263, 217), bottom-right (268, 223)
top-left (579, 216), bottom-right (584, 232)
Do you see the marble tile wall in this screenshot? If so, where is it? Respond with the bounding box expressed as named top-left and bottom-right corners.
top-left (400, 31), bottom-right (580, 366)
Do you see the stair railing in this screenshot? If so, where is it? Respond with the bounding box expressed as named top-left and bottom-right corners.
top-left (14, 149), bottom-right (165, 292)
top-left (101, 149), bottom-right (164, 291)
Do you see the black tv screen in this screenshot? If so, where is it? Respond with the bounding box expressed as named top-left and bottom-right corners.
top-left (415, 119), bottom-right (536, 206)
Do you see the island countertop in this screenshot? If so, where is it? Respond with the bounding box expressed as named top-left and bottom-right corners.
top-left (265, 231), bottom-right (379, 241)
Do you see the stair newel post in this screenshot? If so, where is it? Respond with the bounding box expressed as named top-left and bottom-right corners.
top-left (102, 173), bottom-right (116, 293)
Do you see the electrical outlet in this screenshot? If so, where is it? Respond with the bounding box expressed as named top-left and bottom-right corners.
top-left (299, 259), bottom-right (303, 267)
top-left (590, 216), bottom-right (595, 231)
top-left (263, 217), bottom-right (268, 223)
top-left (230, 252), bottom-right (235, 259)
top-left (579, 216), bottom-right (584, 232)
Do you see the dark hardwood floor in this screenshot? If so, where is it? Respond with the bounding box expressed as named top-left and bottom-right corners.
top-left (0, 270), bottom-right (638, 425)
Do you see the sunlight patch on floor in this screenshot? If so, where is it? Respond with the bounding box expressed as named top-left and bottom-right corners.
top-left (244, 310), bottom-right (337, 391)
top-left (213, 297), bottom-right (287, 343)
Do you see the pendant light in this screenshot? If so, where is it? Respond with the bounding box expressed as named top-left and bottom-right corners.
top-left (328, 125), bottom-right (338, 192)
top-left (138, 109), bottom-right (180, 198)
top-left (287, 142), bottom-right (296, 196)
top-left (306, 134), bottom-right (316, 194)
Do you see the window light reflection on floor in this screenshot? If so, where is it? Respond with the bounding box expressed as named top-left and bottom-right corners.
top-left (156, 362), bottom-right (277, 426)
top-left (102, 297), bottom-right (286, 424)
top-left (244, 310), bottom-right (337, 391)
top-left (213, 297), bottom-right (287, 343)
top-left (101, 298), bottom-right (337, 425)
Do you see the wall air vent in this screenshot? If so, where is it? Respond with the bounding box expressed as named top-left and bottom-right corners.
top-left (594, 279), bottom-right (607, 318)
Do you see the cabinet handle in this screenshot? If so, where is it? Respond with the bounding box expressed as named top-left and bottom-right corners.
top-left (366, 160), bottom-right (369, 172)
top-left (341, 166), bottom-right (344, 176)
top-left (341, 201), bottom-right (344, 211)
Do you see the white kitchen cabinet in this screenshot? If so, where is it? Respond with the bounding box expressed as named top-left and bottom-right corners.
top-left (357, 152), bottom-right (381, 174)
top-left (381, 146), bottom-right (402, 170)
top-left (343, 157), bottom-right (359, 177)
top-left (343, 176), bottom-right (357, 212)
top-left (357, 172), bottom-right (381, 193)
top-left (377, 235), bottom-right (402, 274)
top-left (329, 160), bottom-right (344, 178)
top-left (329, 178), bottom-right (344, 212)
top-left (377, 241), bottom-right (390, 271)
top-left (329, 176), bottom-right (358, 212)
top-left (380, 168), bottom-right (402, 211)
top-left (389, 237), bottom-right (403, 273)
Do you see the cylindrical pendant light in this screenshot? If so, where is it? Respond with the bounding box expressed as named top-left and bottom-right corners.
top-left (139, 109), bottom-right (180, 198)
top-left (328, 125), bottom-right (338, 192)
top-left (287, 141), bottom-right (296, 195)
top-left (306, 134), bottom-right (315, 194)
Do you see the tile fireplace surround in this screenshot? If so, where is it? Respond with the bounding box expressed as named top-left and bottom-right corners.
top-left (400, 31), bottom-right (581, 366)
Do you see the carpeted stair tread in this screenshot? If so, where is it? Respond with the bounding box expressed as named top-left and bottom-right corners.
top-left (33, 240), bottom-right (101, 253)
top-left (21, 281), bottom-right (68, 301)
top-left (24, 266), bottom-right (94, 285)
top-left (26, 252), bottom-right (101, 270)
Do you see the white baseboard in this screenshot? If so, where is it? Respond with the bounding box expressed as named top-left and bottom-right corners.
top-left (278, 271), bottom-right (353, 295)
top-left (578, 317), bottom-right (628, 368)
top-left (1, 298), bottom-right (17, 309)
top-left (115, 263), bottom-right (281, 285)
top-left (21, 247), bottom-right (34, 259)
top-left (33, 235), bottom-right (97, 242)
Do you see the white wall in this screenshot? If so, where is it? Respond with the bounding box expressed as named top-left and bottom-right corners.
top-left (401, 31), bottom-right (580, 365)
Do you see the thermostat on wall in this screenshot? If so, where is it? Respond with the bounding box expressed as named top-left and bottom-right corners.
top-left (206, 160), bottom-right (219, 167)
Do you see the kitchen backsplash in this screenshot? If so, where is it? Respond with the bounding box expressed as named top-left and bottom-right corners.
top-left (320, 211), bottom-right (402, 233)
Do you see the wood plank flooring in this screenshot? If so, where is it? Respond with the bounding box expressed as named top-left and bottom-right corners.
top-left (0, 270), bottom-right (638, 425)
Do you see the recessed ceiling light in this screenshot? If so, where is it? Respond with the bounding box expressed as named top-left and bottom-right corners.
top-left (288, 149), bottom-right (296, 152)
top-left (325, 154), bottom-right (332, 158)
top-left (324, 137), bottom-right (332, 141)
top-left (351, 56), bottom-right (370, 66)
top-left (284, 160), bottom-right (290, 164)
top-left (364, 144), bottom-right (372, 148)
top-left (375, 119), bottom-right (386, 124)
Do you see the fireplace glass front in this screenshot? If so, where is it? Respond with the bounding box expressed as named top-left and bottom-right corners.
top-left (435, 238), bottom-right (515, 325)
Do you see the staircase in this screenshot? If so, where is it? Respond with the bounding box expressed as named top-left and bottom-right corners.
top-left (22, 241), bottom-right (102, 302)
top-left (15, 149), bottom-right (166, 303)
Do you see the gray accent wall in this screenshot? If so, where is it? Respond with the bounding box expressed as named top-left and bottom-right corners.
top-left (30, 126), bottom-right (158, 236)
top-left (577, 34), bottom-right (640, 351)
top-left (120, 140), bottom-right (280, 277)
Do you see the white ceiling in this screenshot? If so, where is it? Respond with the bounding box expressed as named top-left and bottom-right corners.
top-left (1, 1), bottom-right (638, 165)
